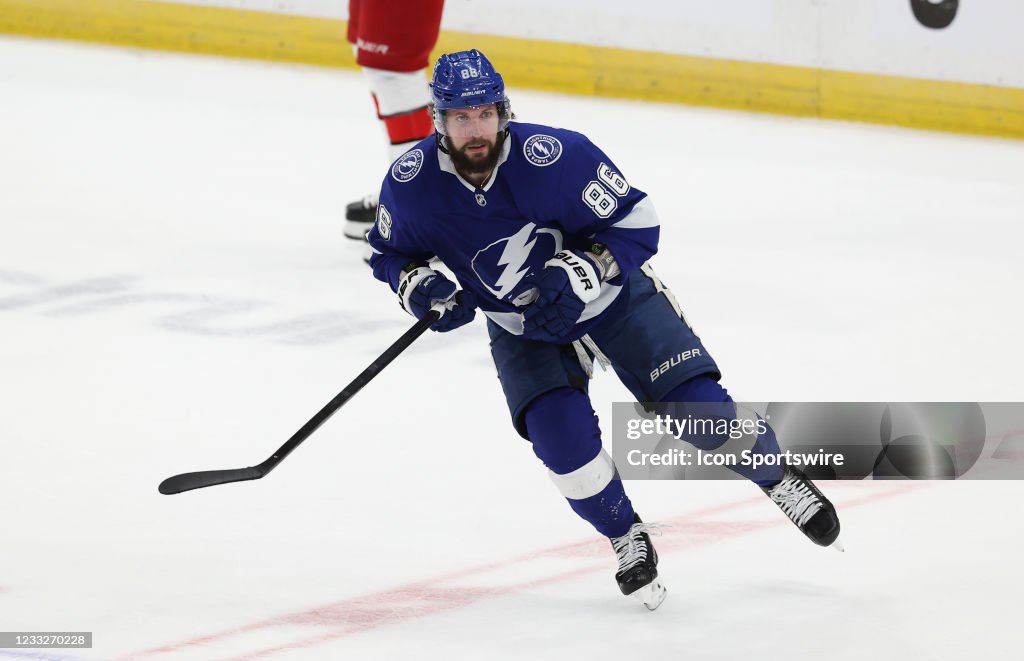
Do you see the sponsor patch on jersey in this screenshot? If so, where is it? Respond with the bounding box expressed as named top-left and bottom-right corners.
top-left (377, 204), bottom-right (392, 241)
top-left (391, 148), bottom-right (424, 182)
top-left (523, 134), bottom-right (563, 167)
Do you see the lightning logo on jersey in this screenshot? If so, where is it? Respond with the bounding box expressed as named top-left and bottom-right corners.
top-left (523, 134), bottom-right (563, 166)
top-left (391, 149), bottom-right (424, 182)
top-left (471, 223), bottom-right (563, 301)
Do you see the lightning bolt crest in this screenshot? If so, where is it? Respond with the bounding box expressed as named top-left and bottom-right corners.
top-left (493, 223), bottom-right (537, 297)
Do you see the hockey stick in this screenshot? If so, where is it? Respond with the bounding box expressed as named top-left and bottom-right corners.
top-left (158, 307), bottom-right (441, 495)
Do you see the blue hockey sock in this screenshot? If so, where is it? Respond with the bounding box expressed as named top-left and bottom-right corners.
top-left (660, 375), bottom-right (784, 486)
top-left (524, 388), bottom-right (635, 538)
top-left (566, 478), bottom-right (635, 539)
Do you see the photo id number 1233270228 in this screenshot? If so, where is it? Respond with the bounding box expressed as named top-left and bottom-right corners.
top-left (0, 632), bottom-right (92, 648)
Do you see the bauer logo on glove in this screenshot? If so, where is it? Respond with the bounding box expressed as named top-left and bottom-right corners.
top-left (521, 250), bottom-right (602, 342)
top-left (548, 251), bottom-right (599, 301)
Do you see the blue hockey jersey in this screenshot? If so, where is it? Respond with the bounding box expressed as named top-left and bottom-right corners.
top-left (367, 122), bottom-right (660, 340)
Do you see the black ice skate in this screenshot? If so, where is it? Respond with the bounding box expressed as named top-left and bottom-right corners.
top-left (610, 513), bottom-right (666, 610)
top-left (762, 465), bottom-right (842, 550)
top-left (344, 193), bottom-right (377, 240)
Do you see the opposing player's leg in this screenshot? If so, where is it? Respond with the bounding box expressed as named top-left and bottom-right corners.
top-left (487, 320), bottom-right (665, 609)
top-left (589, 264), bottom-right (841, 548)
top-left (345, 0), bottom-right (443, 241)
top-left (344, 67), bottom-right (435, 240)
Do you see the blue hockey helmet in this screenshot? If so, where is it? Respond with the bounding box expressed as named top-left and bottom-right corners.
top-left (430, 49), bottom-right (512, 135)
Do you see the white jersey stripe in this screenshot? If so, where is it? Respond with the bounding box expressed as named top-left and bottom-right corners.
top-left (609, 197), bottom-right (659, 230)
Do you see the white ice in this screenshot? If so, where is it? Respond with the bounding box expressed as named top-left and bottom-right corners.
top-left (1, 36), bottom-right (1023, 661)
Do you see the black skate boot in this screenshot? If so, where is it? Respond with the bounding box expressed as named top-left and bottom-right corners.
top-left (610, 513), bottom-right (666, 610)
top-left (762, 465), bottom-right (842, 549)
top-left (344, 193), bottom-right (377, 240)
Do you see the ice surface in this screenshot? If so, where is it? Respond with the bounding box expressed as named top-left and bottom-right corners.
top-left (1, 36), bottom-right (1022, 660)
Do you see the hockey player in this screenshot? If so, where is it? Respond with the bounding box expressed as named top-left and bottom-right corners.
top-left (366, 50), bottom-right (842, 610)
top-left (344, 0), bottom-right (444, 241)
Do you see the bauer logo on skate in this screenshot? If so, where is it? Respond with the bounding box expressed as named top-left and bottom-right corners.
top-left (391, 148), bottom-right (424, 182)
top-left (523, 134), bottom-right (563, 166)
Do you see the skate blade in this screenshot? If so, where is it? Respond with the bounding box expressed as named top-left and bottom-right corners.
top-left (631, 578), bottom-right (667, 611)
top-left (830, 537), bottom-right (845, 553)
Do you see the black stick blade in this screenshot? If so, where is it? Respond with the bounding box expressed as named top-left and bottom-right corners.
top-left (159, 467), bottom-right (264, 494)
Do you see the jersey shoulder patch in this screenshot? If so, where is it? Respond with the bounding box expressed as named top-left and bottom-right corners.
top-left (391, 148), bottom-right (425, 182)
top-left (522, 134), bottom-right (563, 167)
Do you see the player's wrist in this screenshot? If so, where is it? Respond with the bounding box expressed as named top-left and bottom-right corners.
top-left (580, 243), bottom-right (621, 282)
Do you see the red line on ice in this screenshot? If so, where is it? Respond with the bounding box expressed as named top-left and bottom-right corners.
top-left (123, 483), bottom-right (914, 660)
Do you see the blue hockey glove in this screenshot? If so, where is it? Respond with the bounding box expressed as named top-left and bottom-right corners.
top-left (398, 265), bottom-right (477, 332)
top-left (521, 251), bottom-right (602, 343)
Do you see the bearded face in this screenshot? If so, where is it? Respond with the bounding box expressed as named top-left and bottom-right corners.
top-left (444, 104), bottom-right (502, 176)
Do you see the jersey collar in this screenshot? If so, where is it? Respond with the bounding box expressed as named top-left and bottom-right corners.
top-left (437, 131), bottom-right (512, 192)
